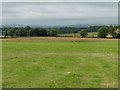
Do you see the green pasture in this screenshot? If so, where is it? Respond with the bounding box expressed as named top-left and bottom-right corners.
top-left (2, 38), bottom-right (118, 88)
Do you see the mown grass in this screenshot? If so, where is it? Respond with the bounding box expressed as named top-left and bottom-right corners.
top-left (2, 37), bottom-right (118, 88)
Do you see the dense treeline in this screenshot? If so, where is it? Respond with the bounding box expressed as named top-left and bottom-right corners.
top-left (58, 26), bottom-right (100, 34)
top-left (80, 25), bottom-right (120, 38)
top-left (58, 27), bottom-right (82, 34)
top-left (98, 25), bottom-right (120, 38)
top-left (2, 26), bottom-right (101, 35)
top-left (2, 26), bottom-right (58, 37)
top-left (2, 25), bottom-right (120, 38)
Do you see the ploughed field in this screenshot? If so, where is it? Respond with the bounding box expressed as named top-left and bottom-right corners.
top-left (2, 37), bottom-right (118, 88)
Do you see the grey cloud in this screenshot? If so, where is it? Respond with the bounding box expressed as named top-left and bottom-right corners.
top-left (2, 2), bottom-right (118, 26)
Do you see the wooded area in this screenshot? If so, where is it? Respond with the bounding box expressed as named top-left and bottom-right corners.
top-left (1, 25), bottom-right (120, 38)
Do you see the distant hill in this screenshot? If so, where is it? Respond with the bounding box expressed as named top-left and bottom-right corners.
top-left (2, 24), bottom-right (117, 28)
top-left (1, 24), bottom-right (93, 28)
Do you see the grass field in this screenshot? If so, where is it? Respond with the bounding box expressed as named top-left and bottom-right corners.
top-left (2, 37), bottom-right (118, 88)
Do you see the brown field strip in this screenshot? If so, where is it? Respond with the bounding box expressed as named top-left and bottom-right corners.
top-left (1, 37), bottom-right (118, 41)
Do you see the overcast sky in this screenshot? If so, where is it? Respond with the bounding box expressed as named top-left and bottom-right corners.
top-left (2, 2), bottom-right (118, 26)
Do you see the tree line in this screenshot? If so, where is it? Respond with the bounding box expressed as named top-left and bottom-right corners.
top-left (80, 25), bottom-right (120, 38)
top-left (2, 26), bottom-right (58, 37)
top-left (2, 26), bottom-right (104, 35)
top-left (98, 25), bottom-right (120, 38)
top-left (2, 25), bottom-right (120, 38)
top-left (57, 26), bottom-right (100, 34)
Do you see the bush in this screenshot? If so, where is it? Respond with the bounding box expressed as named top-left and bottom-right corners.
top-left (80, 30), bottom-right (88, 37)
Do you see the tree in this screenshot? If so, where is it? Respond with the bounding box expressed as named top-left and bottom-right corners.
top-left (28, 28), bottom-right (47, 36)
top-left (15, 30), bottom-right (19, 36)
top-left (18, 29), bottom-right (27, 37)
top-left (24, 26), bottom-right (31, 30)
top-left (28, 28), bottom-right (39, 36)
top-left (28, 29), bottom-right (32, 36)
top-left (47, 30), bottom-right (51, 36)
top-left (47, 27), bottom-right (58, 36)
top-left (7, 28), bottom-right (15, 36)
top-left (80, 30), bottom-right (88, 37)
top-left (112, 28), bottom-right (120, 38)
top-left (39, 28), bottom-right (47, 36)
top-left (98, 26), bottom-right (108, 38)
top-left (3, 30), bottom-right (8, 38)
top-left (108, 25), bottom-right (117, 37)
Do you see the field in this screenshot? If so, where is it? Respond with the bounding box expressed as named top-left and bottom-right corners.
top-left (58, 32), bottom-right (98, 38)
top-left (2, 37), bottom-right (118, 88)
top-left (58, 32), bottom-right (112, 38)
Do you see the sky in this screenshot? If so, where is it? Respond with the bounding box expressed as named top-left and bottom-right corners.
top-left (2, 0), bottom-right (119, 2)
top-left (2, 2), bottom-right (118, 26)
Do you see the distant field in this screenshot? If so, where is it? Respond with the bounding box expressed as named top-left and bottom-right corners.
top-left (58, 32), bottom-right (98, 38)
top-left (58, 32), bottom-right (113, 38)
top-left (2, 37), bottom-right (118, 88)
top-left (1, 32), bottom-right (112, 38)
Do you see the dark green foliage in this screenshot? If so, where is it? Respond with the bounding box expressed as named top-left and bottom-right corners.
top-left (3, 30), bottom-right (8, 37)
top-left (112, 28), bottom-right (120, 38)
top-left (24, 26), bottom-right (31, 30)
top-left (112, 32), bottom-right (118, 38)
top-left (98, 25), bottom-right (120, 38)
top-left (2, 25), bottom-right (120, 38)
top-left (109, 25), bottom-right (115, 35)
top-left (108, 25), bottom-right (120, 38)
top-left (47, 27), bottom-right (58, 36)
top-left (39, 28), bottom-right (47, 36)
top-left (15, 30), bottom-right (19, 36)
top-left (6, 28), bottom-right (15, 36)
top-left (28, 28), bottom-right (47, 36)
top-left (2, 26), bottom-right (48, 37)
top-left (18, 29), bottom-right (27, 36)
top-left (98, 26), bottom-right (108, 38)
top-left (87, 26), bottom-right (101, 32)
top-left (58, 27), bottom-right (79, 34)
top-left (80, 30), bottom-right (88, 37)
top-left (29, 28), bottom-right (40, 36)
